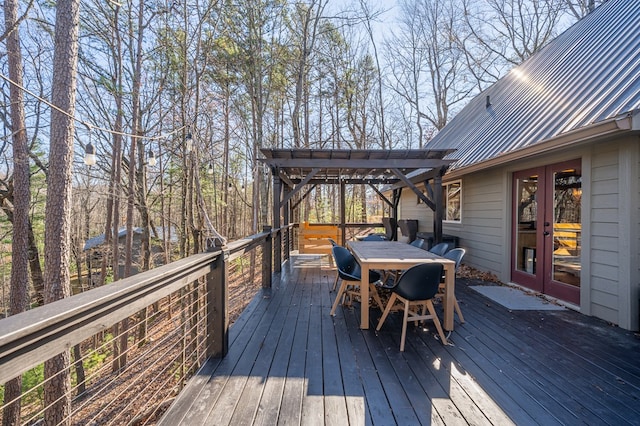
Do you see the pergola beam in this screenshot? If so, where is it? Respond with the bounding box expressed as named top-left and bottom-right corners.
top-left (281, 168), bottom-right (320, 206)
top-left (390, 168), bottom-right (436, 211)
top-left (264, 158), bottom-right (452, 169)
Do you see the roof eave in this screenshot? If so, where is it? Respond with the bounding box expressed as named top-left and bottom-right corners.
top-left (444, 113), bottom-right (637, 180)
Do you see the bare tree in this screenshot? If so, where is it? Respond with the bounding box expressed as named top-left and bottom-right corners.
top-left (43, 0), bottom-right (81, 423)
top-left (290, 0), bottom-right (327, 149)
top-left (386, 0), bottom-right (474, 145)
top-left (460, 0), bottom-right (567, 87)
top-left (563, 0), bottom-right (603, 18)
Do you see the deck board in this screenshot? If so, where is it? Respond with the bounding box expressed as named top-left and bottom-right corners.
top-left (161, 258), bottom-right (640, 425)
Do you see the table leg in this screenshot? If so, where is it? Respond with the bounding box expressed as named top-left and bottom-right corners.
top-left (361, 263), bottom-right (369, 329)
top-left (444, 264), bottom-right (455, 331)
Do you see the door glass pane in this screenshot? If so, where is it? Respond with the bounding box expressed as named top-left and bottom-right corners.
top-left (553, 168), bottom-right (581, 287)
top-left (516, 174), bottom-right (538, 274)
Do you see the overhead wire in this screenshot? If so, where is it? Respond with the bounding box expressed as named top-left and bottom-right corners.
top-left (0, 71), bottom-right (186, 141)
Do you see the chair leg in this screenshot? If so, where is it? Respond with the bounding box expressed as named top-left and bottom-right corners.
top-left (330, 279), bottom-right (350, 316)
top-left (370, 283), bottom-right (385, 311)
top-left (454, 298), bottom-right (465, 323)
top-left (331, 273), bottom-right (339, 292)
top-left (400, 299), bottom-right (410, 351)
top-left (376, 293), bottom-right (397, 331)
top-left (426, 300), bottom-right (448, 345)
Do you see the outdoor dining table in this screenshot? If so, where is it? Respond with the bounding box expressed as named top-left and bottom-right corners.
top-left (347, 240), bottom-right (457, 331)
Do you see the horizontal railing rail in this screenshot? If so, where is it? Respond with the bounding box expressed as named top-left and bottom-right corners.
top-left (0, 225), bottom-right (292, 424)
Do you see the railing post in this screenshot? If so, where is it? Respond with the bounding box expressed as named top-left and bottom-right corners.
top-left (207, 248), bottom-right (228, 358)
top-left (263, 225), bottom-right (273, 288)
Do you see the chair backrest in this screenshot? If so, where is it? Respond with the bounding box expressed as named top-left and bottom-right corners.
top-left (332, 246), bottom-right (362, 281)
top-left (428, 242), bottom-right (450, 256)
top-left (393, 263), bottom-right (443, 301)
top-left (443, 248), bottom-right (465, 271)
top-left (409, 238), bottom-right (426, 249)
top-left (362, 234), bottom-right (386, 241)
top-left (328, 238), bottom-right (339, 247)
top-left (382, 217), bottom-right (397, 240)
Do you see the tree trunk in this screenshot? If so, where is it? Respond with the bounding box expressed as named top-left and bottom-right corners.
top-left (2, 0), bottom-right (31, 423)
top-left (43, 0), bottom-right (80, 424)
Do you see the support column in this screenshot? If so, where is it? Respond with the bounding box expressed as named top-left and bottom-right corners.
top-left (392, 189), bottom-right (401, 241)
top-left (207, 249), bottom-right (228, 358)
top-left (283, 190), bottom-right (291, 261)
top-left (434, 172), bottom-right (444, 244)
top-left (262, 225), bottom-right (273, 288)
top-left (340, 180), bottom-right (346, 245)
top-left (272, 170), bottom-right (282, 272)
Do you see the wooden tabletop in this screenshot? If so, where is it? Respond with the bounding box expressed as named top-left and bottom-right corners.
top-left (346, 240), bottom-right (457, 331)
top-left (348, 240), bottom-right (455, 268)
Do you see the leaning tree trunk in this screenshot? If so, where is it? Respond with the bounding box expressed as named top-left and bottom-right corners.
top-left (43, 0), bottom-right (81, 424)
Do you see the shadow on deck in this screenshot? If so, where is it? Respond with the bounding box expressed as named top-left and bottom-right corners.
top-left (160, 254), bottom-right (640, 425)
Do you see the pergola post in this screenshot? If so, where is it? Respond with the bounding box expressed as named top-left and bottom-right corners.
top-left (283, 187), bottom-right (290, 262)
top-left (433, 172), bottom-right (444, 244)
top-left (272, 170), bottom-right (282, 272)
top-left (340, 180), bottom-right (346, 245)
top-left (392, 189), bottom-right (401, 241)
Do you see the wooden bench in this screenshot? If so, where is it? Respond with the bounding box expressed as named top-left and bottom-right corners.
top-left (553, 223), bottom-right (581, 256)
top-left (298, 222), bottom-right (341, 255)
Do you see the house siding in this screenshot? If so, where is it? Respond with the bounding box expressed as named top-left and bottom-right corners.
top-left (450, 170), bottom-right (505, 277)
top-left (398, 137), bottom-right (640, 330)
top-left (589, 145), bottom-right (621, 324)
top-left (398, 169), bottom-right (507, 278)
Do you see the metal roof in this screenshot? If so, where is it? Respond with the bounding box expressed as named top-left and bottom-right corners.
top-left (427, 0), bottom-right (640, 171)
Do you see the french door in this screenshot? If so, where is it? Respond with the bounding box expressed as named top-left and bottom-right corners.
top-left (511, 160), bottom-right (581, 305)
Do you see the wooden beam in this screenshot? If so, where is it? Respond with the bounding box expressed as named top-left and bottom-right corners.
top-left (340, 181), bottom-right (346, 245)
top-left (209, 249), bottom-right (228, 358)
top-left (294, 178), bottom-right (399, 185)
top-left (262, 226), bottom-right (273, 288)
top-left (278, 170), bottom-right (296, 188)
top-left (390, 168), bottom-right (436, 210)
top-left (272, 175), bottom-right (282, 272)
top-left (281, 168), bottom-right (320, 206)
top-left (368, 183), bottom-right (393, 207)
top-left (433, 173), bottom-right (444, 244)
top-left (264, 158), bottom-right (452, 169)
top-left (291, 184), bottom-right (317, 210)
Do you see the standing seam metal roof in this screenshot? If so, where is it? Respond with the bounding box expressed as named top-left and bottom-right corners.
top-left (427, 0), bottom-right (640, 170)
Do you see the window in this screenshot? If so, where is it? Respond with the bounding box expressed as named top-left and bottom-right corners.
top-left (416, 181), bottom-right (462, 222)
top-left (444, 181), bottom-right (461, 222)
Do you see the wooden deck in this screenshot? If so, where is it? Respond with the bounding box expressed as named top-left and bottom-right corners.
top-left (160, 255), bottom-right (640, 425)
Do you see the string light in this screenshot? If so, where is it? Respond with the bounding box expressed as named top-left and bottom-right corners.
top-left (185, 132), bottom-right (193, 152)
top-left (147, 150), bottom-right (157, 167)
top-left (84, 126), bottom-right (96, 166)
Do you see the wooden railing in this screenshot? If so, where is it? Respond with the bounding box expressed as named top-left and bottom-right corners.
top-left (0, 225), bottom-right (292, 425)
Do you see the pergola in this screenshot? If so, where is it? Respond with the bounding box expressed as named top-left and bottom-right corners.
top-left (260, 148), bottom-right (457, 259)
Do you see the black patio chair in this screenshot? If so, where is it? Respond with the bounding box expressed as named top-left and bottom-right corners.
top-left (376, 263), bottom-right (448, 351)
top-left (329, 238), bottom-right (340, 291)
top-left (362, 234), bottom-right (387, 241)
top-left (382, 217), bottom-right (397, 241)
top-left (330, 246), bottom-right (384, 316)
top-left (436, 248), bottom-right (466, 323)
top-left (428, 242), bottom-right (451, 256)
top-left (409, 238), bottom-right (426, 250)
